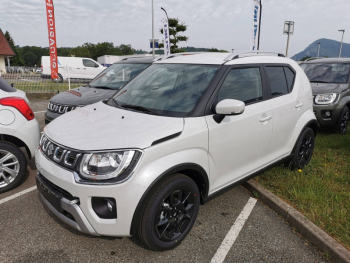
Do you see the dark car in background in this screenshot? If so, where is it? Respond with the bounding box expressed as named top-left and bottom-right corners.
top-left (300, 58), bottom-right (350, 134)
top-left (45, 57), bottom-right (154, 124)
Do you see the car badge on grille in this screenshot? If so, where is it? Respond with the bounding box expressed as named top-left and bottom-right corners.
top-left (47, 143), bottom-right (55, 156)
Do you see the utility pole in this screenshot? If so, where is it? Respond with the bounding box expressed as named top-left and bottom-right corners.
top-left (152, 0), bottom-right (155, 59)
top-left (317, 42), bottom-right (321, 58)
top-left (283, 21), bottom-right (294, 57)
top-left (338, 30), bottom-right (345, 58)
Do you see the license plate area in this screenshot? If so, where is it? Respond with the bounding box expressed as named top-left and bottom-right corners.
top-left (36, 176), bottom-right (63, 213)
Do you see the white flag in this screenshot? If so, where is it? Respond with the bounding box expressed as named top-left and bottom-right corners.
top-left (161, 8), bottom-right (171, 56)
top-left (250, 0), bottom-right (261, 51)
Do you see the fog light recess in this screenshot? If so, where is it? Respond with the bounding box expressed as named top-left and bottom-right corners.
top-left (321, 110), bottom-right (332, 119)
top-left (91, 197), bottom-right (117, 219)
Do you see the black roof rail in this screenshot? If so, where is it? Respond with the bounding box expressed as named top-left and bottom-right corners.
top-left (224, 51), bottom-right (285, 61)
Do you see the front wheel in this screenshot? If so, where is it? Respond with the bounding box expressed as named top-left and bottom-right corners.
top-left (288, 127), bottom-right (315, 170)
top-left (0, 141), bottom-right (27, 193)
top-left (335, 106), bottom-right (349, 134)
top-left (138, 174), bottom-right (200, 251)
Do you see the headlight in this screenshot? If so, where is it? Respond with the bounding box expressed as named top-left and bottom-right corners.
top-left (79, 151), bottom-right (135, 180)
top-left (314, 93), bottom-right (337, 105)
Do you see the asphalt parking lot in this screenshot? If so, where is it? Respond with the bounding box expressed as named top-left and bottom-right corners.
top-left (0, 99), bottom-right (330, 263)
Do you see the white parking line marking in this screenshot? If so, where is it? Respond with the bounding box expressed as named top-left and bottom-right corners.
top-left (0, 186), bottom-right (37, 205)
top-left (34, 111), bottom-right (46, 113)
top-left (210, 197), bottom-right (257, 263)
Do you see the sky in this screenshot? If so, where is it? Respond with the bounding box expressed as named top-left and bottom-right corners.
top-left (0, 0), bottom-right (349, 58)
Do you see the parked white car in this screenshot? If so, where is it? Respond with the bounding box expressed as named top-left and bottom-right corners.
top-left (41, 56), bottom-right (106, 82)
top-left (35, 52), bottom-right (317, 251)
top-left (0, 77), bottom-right (40, 193)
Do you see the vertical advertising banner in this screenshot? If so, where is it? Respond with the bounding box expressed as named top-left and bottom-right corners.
top-left (161, 8), bottom-right (171, 56)
top-left (45, 0), bottom-right (58, 79)
top-left (250, 0), bottom-right (261, 51)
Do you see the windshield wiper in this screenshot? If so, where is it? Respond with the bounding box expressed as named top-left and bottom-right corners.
top-left (121, 104), bottom-right (159, 115)
top-left (90, 85), bottom-right (114, 90)
top-left (310, 80), bottom-right (331, 83)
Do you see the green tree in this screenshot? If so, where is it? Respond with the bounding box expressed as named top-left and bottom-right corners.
top-left (159, 18), bottom-right (189, 53)
top-left (4, 31), bottom-right (25, 66)
top-left (207, 48), bottom-right (229, 53)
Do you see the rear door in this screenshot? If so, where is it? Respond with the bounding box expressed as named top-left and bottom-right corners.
top-left (263, 64), bottom-right (300, 163)
top-left (206, 65), bottom-right (273, 193)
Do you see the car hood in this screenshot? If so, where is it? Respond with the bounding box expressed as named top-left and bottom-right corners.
top-left (50, 86), bottom-right (117, 106)
top-left (44, 101), bottom-right (184, 151)
top-left (311, 83), bottom-right (349, 95)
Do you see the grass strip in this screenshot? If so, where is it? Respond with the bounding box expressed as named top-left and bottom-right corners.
top-left (256, 129), bottom-right (350, 250)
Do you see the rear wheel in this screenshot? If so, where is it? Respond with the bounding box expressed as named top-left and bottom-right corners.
top-left (288, 127), bottom-right (315, 170)
top-left (335, 106), bottom-right (349, 134)
top-left (52, 73), bottom-right (63, 83)
top-left (0, 141), bottom-right (27, 193)
top-left (138, 174), bottom-right (200, 251)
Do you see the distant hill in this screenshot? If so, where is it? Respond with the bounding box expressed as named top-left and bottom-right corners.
top-left (146, 46), bottom-right (229, 55)
top-left (292, 38), bottom-right (350, 60)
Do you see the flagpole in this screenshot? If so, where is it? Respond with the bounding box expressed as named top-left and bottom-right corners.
top-left (257, 0), bottom-right (262, 50)
top-left (152, 0), bottom-right (155, 59)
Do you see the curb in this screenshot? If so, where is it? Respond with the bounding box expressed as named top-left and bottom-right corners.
top-left (242, 179), bottom-right (350, 263)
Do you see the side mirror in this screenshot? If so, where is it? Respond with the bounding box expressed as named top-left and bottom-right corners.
top-left (11, 83), bottom-right (15, 87)
top-left (95, 64), bottom-right (99, 68)
top-left (214, 99), bottom-right (245, 123)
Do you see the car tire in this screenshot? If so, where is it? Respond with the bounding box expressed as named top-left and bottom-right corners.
top-left (335, 106), bottom-right (349, 134)
top-left (0, 141), bottom-right (27, 193)
top-left (138, 174), bottom-right (200, 251)
top-left (288, 127), bottom-right (315, 170)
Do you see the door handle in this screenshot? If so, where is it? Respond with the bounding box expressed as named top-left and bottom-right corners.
top-left (295, 103), bottom-right (303, 108)
top-left (259, 116), bottom-right (272, 122)
top-left (76, 68), bottom-right (80, 69)
top-left (83, 68), bottom-right (86, 70)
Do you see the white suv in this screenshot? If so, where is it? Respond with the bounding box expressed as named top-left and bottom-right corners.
top-left (36, 52), bottom-right (317, 251)
top-left (0, 77), bottom-right (40, 193)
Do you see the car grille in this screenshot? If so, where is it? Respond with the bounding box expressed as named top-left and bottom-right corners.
top-left (47, 102), bottom-right (77, 114)
top-left (40, 134), bottom-right (81, 170)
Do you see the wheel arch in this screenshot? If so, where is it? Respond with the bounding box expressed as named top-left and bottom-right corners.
top-left (129, 163), bottom-right (209, 236)
top-left (291, 119), bottom-right (318, 154)
top-left (0, 134), bottom-right (31, 159)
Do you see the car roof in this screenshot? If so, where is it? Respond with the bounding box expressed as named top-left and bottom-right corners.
top-left (154, 52), bottom-right (295, 66)
top-left (301, 58), bottom-right (350, 64)
top-left (113, 57), bottom-right (155, 64)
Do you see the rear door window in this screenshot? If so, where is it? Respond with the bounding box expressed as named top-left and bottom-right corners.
top-left (0, 77), bottom-right (16, 92)
top-left (266, 67), bottom-right (289, 98)
top-left (284, 67), bottom-right (295, 92)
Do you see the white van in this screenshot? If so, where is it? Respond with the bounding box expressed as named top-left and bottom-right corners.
top-left (41, 56), bottom-right (106, 82)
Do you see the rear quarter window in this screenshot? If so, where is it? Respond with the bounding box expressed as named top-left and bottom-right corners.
top-left (0, 77), bottom-right (16, 92)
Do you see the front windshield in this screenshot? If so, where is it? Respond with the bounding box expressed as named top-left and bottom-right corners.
top-left (300, 63), bottom-right (350, 83)
top-left (89, 63), bottom-right (150, 90)
top-left (110, 64), bottom-right (220, 117)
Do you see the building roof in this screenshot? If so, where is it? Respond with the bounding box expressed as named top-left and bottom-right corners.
top-left (0, 29), bottom-right (15, 56)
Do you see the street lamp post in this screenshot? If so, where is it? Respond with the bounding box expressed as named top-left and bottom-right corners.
top-left (152, 0), bottom-right (155, 59)
top-left (317, 42), bottom-right (321, 58)
top-left (283, 21), bottom-right (294, 57)
top-left (338, 30), bottom-right (345, 58)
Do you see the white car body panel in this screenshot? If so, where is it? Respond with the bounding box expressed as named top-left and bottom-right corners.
top-left (44, 101), bottom-right (184, 151)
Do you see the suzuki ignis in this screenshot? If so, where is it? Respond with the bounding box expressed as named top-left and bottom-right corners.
top-left (36, 52), bottom-right (317, 251)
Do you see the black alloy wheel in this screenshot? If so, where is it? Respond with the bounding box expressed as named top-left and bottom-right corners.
top-left (289, 127), bottom-right (315, 170)
top-left (336, 106), bottom-right (349, 134)
top-left (138, 174), bottom-right (200, 251)
top-left (155, 188), bottom-right (195, 242)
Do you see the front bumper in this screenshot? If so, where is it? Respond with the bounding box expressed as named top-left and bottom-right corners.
top-left (37, 173), bottom-right (98, 235)
top-left (35, 149), bottom-right (147, 237)
top-left (313, 104), bottom-right (342, 127)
